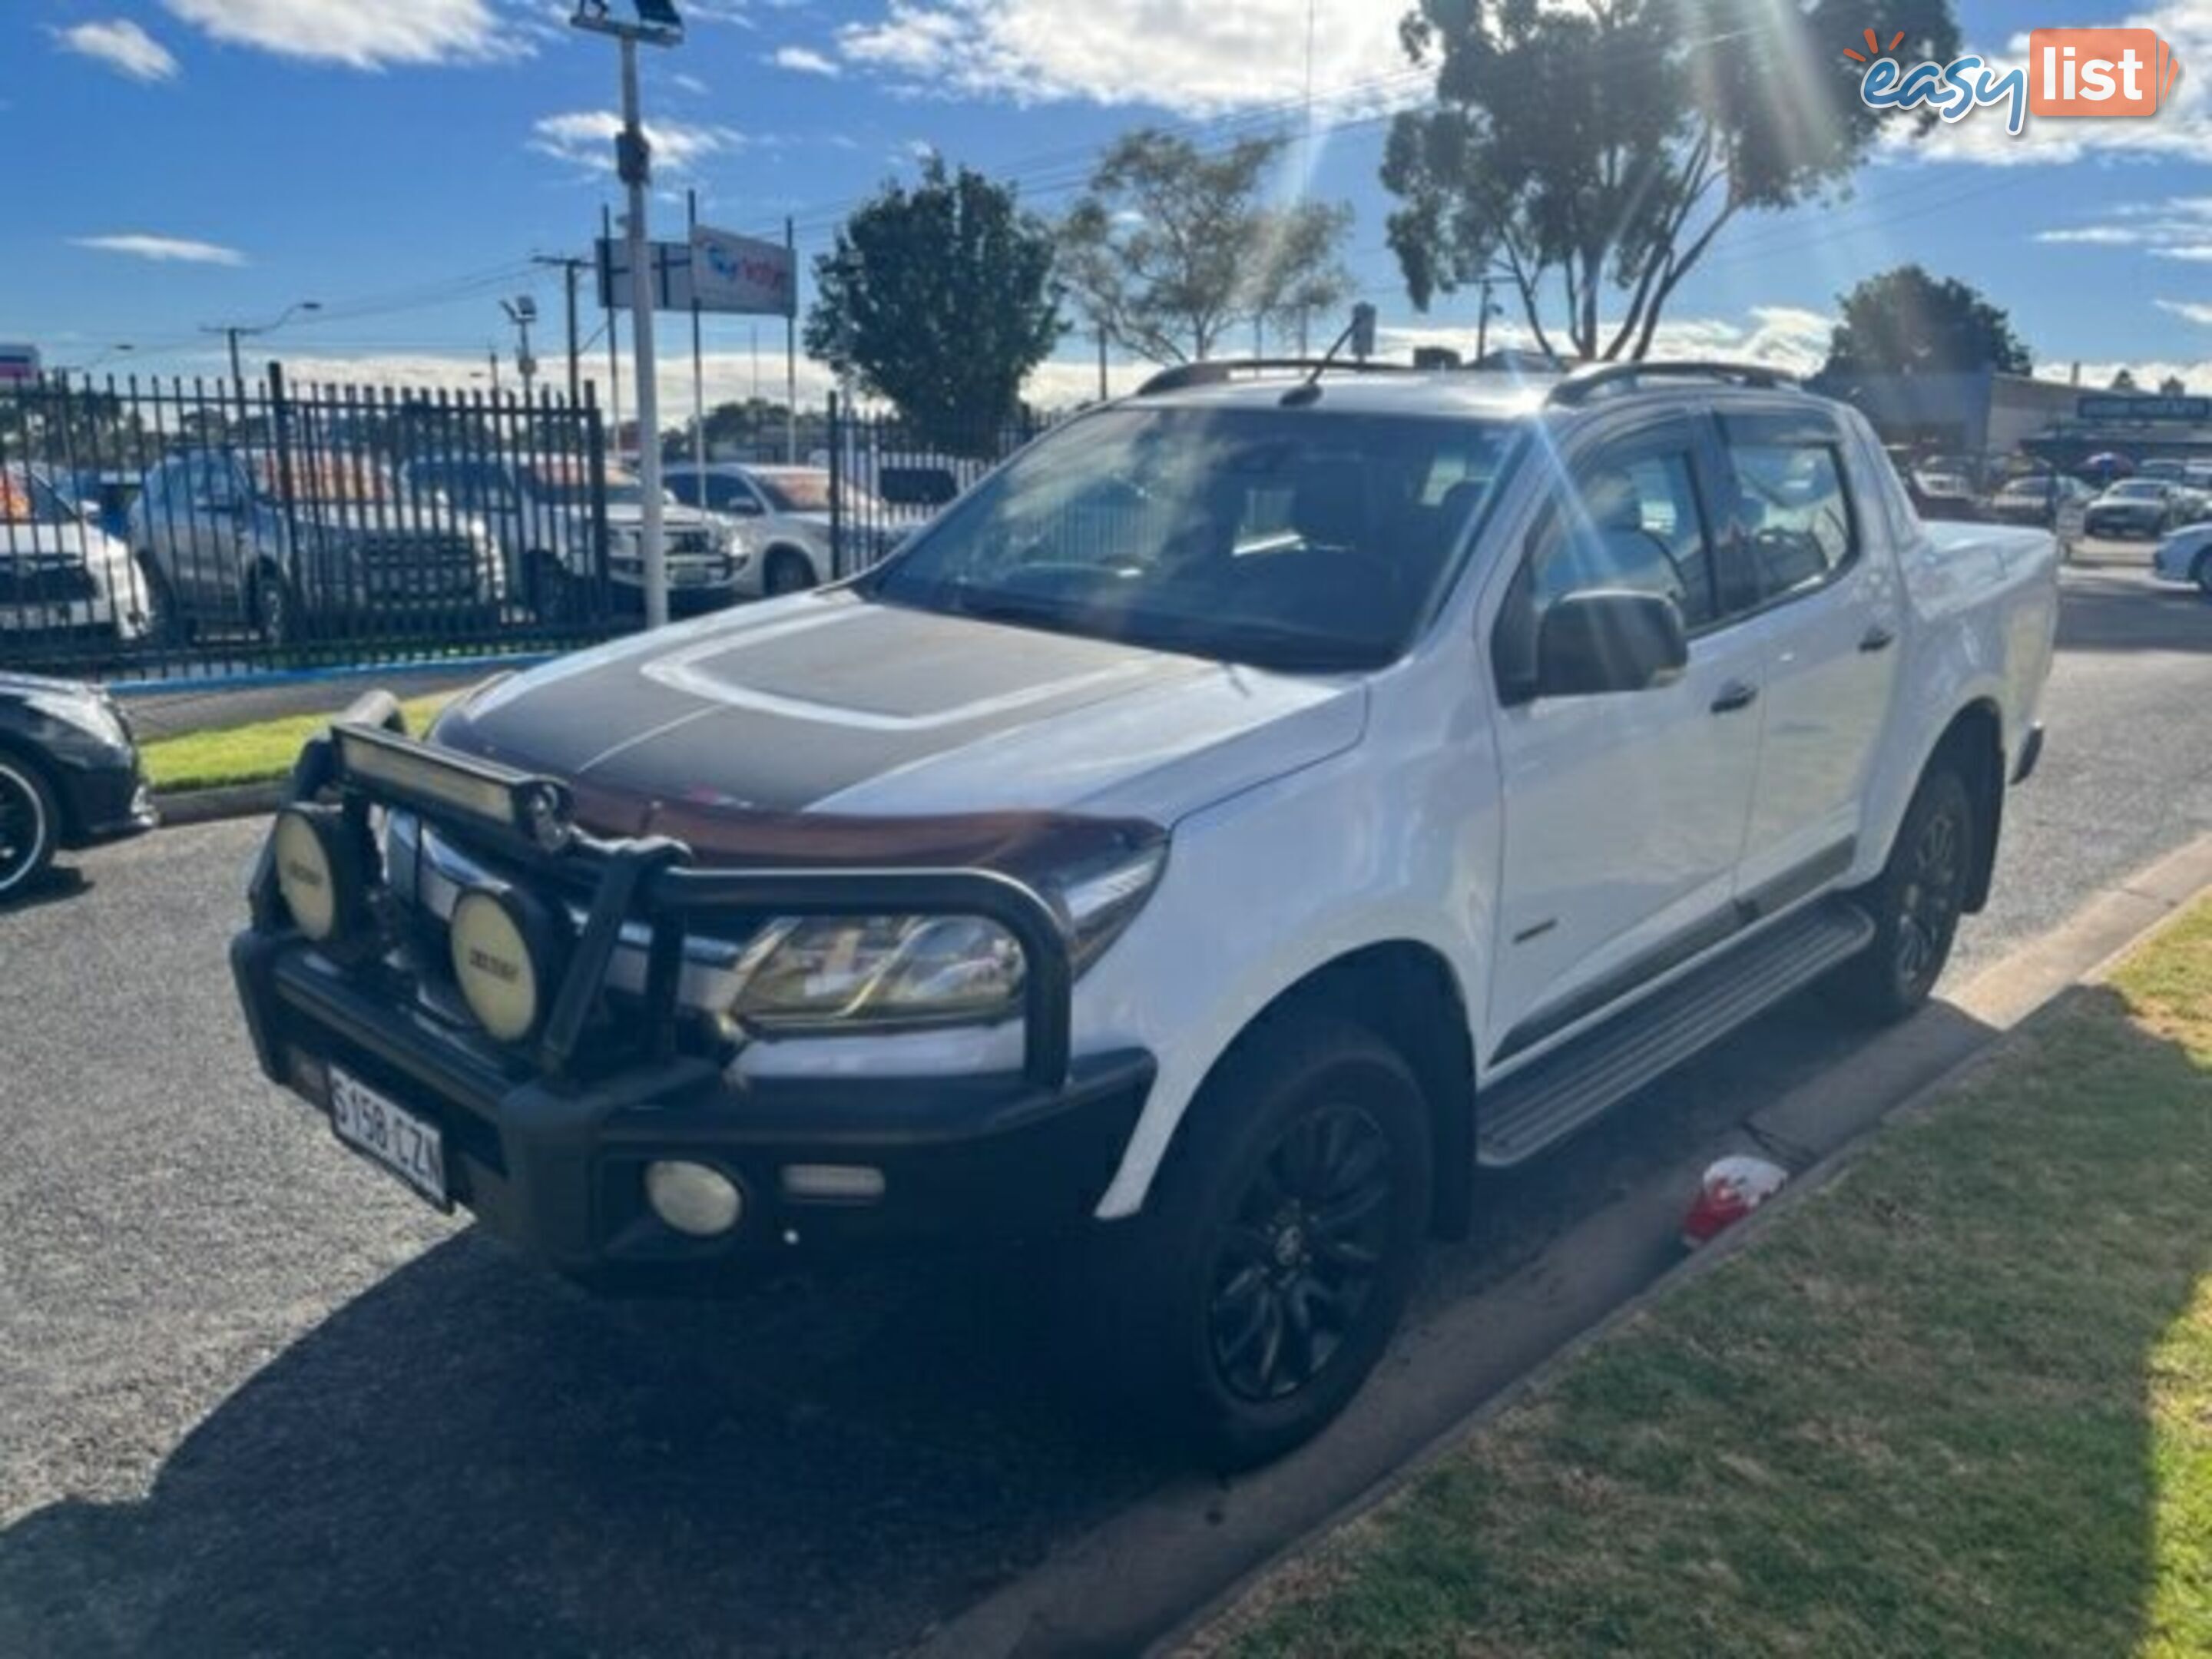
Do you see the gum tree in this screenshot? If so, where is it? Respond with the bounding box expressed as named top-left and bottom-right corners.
top-left (1383, 0), bottom-right (1960, 363)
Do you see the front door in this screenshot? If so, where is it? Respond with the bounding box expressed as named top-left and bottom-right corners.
top-left (1485, 414), bottom-right (1767, 1063)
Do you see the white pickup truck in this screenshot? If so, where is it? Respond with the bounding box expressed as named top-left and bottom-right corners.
top-left (233, 360), bottom-right (2058, 1466)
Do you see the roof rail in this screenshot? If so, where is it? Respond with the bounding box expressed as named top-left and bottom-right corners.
top-left (1134, 358), bottom-right (1413, 397)
top-left (1546, 360), bottom-right (1800, 408)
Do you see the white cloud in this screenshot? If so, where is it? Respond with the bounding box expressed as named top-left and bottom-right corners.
top-left (52, 18), bottom-right (180, 81)
top-left (771, 45), bottom-right (839, 76)
top-left (836, 0), bottom-right (1414, 114)
top-left (2156, 301), bottom-right (2212, 326)
top-left (2035, 226), bottom-right (2147, 246)
top-left (1379, 305), bottom-right (1836, 378)
top-left (1885, 2), bottom-right (2212, 166)
top-left (159, 0), bottom-right (525, 70)
top-left (71, 233), bottom-right (245, 265)
top-left (2032, 197), bottom-right (2212, 263)
top-left (531, 110), bottom-right (741, 175)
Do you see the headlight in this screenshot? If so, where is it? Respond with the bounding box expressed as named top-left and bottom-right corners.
top-left (26, 690), bottom-right (127, 750)
top-left (726, 841), bottom-right (1167, 1035)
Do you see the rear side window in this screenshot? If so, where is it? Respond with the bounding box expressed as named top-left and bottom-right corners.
top-left (1725, 433), bottom-right (1857, 603)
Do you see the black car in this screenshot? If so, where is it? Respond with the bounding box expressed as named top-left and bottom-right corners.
top-left (0, 671), bottom-right (156, 900)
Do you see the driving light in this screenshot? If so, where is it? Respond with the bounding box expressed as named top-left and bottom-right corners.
top-left (449, 885), bottom-right (568, 1043)
top-left (645, 1160), bottom-right (743, 1237)
top-left (273, 805), bottom-right (367, 943)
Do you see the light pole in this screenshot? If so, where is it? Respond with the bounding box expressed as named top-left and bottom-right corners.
top-left (571, 0), bottom-right (684, 630)
top-left (202, 301), bottom-right (322, 389)
top-left (55, 344), bottom-right (134, 376)
top-left (502, 296), bottom-right (539, 399)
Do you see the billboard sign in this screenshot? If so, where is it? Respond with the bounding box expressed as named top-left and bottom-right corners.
top-left (596, 239), bottom-right (694, 311)
top-left (0, 344), bottom-right (40, 384)
top-left (690, 226), bottom-right (795, 318)
top-left (2077, 393), bottom-right (2210, 422)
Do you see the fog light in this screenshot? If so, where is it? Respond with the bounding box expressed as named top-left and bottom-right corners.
top-left (780, 1164), bottom-right (886, 1204)
top-left (645, 1160), bottom-right (744, 1237)
top-left (273, 805), bottom-right (366, 943)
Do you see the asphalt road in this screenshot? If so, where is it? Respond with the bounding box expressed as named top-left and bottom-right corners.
top-left (2, 558), bottom-right (2207, 1658)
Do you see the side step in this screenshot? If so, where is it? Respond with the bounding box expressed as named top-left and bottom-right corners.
top-left (1476, 899), bottom-right (1876, 1167)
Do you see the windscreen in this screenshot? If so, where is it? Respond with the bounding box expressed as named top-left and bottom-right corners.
top-left (866, 406), bottom-right (1518, 671)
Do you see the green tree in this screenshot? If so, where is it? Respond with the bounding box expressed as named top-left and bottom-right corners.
top-left (805, 160), bottom-right (1062, 452)
top-left (1060, 130), bottom-right (1355, 364)
top-left (1822, 266), bottom-right (2032, 377)
top-left (1384, 0), bottom-right (1960, 364)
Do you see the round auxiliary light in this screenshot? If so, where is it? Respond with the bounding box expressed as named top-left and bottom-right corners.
top-left (273, 806), bottom-right (366, 944)
top-left (644, 1160), bottom-right (745, 1238)
top-left (449, 885), bottom-right (568, 1044)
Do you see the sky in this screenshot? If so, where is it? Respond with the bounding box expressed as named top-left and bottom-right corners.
top-left (6, 0), bottom-right (2212, 415)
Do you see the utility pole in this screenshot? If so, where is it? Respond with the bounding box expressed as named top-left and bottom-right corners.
top-left (784, 215), bottom-right (798, 465)
top-left (1477, 275), bottom-right (1495, 366)
top-left (533, 256), bottom-right (588, 404)
top-left (688, 187), bottom-right (706, 478)
top-left (487, 347), bottom-right (502, 393)
top-left (201, 300), bottom-right (321, 394)
top-left (1097, 320), bottom-right (1109, 402)
top-left (573, 0), bottom-right (685, 630)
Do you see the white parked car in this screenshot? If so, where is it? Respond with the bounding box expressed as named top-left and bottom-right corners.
top-left (233, 360), bottom-right (2058, 1466)
top-left (2152, 522), bottom-right (2212, 594)
top-left (661, 462), bottom-right (920, 594)
top-left (400, 456), bottom-right (749, 621)
top-left (0, 466), bottom-right (145, 647)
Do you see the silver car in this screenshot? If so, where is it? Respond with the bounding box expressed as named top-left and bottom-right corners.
top-left (661, 463), bottom-right (917, 594)
top-left (2152, 522), bottom-right (2212, 594)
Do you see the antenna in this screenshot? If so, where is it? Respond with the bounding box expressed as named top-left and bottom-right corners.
top-left (1280, 304), bottom-right (1378, 407)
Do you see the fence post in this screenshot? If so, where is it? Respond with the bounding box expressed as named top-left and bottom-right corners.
top-left (826, 391), bottom-right (843, 582)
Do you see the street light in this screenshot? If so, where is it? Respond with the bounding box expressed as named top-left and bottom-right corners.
top-left (54, 344), bottom-right (134, 376)
top-left (202, 301), bottom-right (323, 388)
top-left (570, 0), bottom-right (684, 629)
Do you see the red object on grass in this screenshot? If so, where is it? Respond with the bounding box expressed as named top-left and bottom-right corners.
top-left (1682, 1156), bottom-right (1790, 1247)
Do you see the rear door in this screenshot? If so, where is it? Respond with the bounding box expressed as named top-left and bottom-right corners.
top-left (1485, 411), bottom-right (1768, 1061)
top-left (1714, 406), bottom-right (1904, 908)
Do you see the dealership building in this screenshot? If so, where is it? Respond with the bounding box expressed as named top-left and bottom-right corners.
top-left (1814, 367), bottom-right (2212, 476)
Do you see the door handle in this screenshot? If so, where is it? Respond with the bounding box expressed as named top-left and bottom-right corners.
top-left (1859, 624), bottom-right (1897, 653)
top-left (1710, 680), bottom-right (1760, 714)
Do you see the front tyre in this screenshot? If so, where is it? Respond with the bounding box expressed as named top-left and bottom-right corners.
top-left (0, 754), bottom-right (59, 903)
top-left (1098, 1017), bottom-right (1432, 1469)
top-left (1838, 765), bottom-right (1976, 1023)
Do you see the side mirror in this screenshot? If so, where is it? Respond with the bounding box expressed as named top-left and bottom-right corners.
top-left (1535, 590), bottom-right (1687, 699)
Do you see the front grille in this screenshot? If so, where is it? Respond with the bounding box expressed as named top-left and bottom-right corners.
top-left (667, 530), bottom-right (715, 557)
top-left (0, 563), bottom-right (99, 605)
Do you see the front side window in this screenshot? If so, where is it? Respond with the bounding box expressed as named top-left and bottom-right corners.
top-left (869, 406), bottom-right (1518, 671)
top-left (1493, 438), bottom-right (1714, 695)
top-left (1729, 439), bottom-right (1856, 601)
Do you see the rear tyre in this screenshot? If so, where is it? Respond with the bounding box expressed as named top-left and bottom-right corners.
top-left (764, 547), bottom-right (816, 597)
top-left (1091, 1017), bottom-right (1432, 1469)
top-left (249, 568), bottom-right (297, 649)
top-left (1836, 764), bottom-right (1976, 1024)
top-left (136, 554), bottom-right (186, 644)
top-left (531, 554), bottom-right (579, 624)
top-left (2192, 550), bottom-right (2212, 599)
top-left (0, 753), bottom-right (59, 904)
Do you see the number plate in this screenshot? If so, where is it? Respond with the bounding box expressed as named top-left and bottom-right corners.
top-left (329, 1065), bottom-right (449, 1209)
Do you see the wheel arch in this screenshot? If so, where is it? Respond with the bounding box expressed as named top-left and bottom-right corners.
top-left (1156, 939), bottom-right (1476, 1241)
top-left (763, 541), bottom-right (822, 587)
top-left (1926, 698), bottom-right (2006, 914)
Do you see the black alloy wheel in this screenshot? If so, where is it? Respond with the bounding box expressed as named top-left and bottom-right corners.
top-left (1207, 1101), bottom-right (1396, 1403)
top-left (0, 757), bottom-right (58, 901)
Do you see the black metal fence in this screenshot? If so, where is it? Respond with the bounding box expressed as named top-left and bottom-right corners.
top-left (823, 396), bottom-right (1045, 580)
top-left (0, 372), bottom-right (1055, 685)
top-left (0, 367), bottom-right (628, 683)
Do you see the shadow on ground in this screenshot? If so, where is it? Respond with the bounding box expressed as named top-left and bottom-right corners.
top-left (0, 994), bottom-right (2016, 1659)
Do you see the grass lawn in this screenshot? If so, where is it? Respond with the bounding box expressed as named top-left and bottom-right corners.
top-left (1200, 902), bottom-right (2212, 1659)
top-left (141, 693), bottom-right (454, 793)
